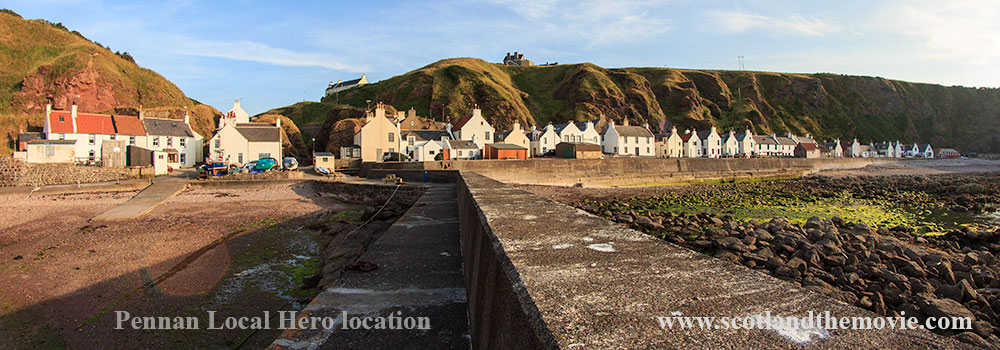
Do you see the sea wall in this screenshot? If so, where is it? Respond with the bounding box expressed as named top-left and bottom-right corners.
top-left (364, 157), bottom-right (897, 185)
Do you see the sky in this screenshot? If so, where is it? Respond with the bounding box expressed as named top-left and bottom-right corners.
top-left (6, 0), bottom-right (999, 115)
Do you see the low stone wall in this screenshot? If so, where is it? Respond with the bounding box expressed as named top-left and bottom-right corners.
top-left (365, 157), bottom-right (897, 185)
top-left (0, 157), bottom-right (151, 187)
top-left (456, 171), bottom-right (962, 348)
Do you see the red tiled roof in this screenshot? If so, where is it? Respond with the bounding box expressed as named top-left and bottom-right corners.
top-left (798, 142), bottom-right (818, 151)
top-left (453, 115), bottom-right (474, 130)
top-left (112, 115), bottom-right (146, 135)
top-left (47, 111), bottom-right (75, 133)
top-left (75, 113), bottom-right (116, 134)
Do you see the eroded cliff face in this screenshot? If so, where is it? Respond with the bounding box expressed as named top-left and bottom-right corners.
top-left (325, 58), bottom-right (1000, 152)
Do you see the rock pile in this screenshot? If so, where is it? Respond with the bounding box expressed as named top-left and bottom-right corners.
top-left (606, 210), bottom-right (1000, 348)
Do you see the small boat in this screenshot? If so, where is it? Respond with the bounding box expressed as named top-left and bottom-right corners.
top-left (316, 167), bottom-right (331, 176)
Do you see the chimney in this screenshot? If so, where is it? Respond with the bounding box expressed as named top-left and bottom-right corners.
top-left (375, 104), bottom-right (385, 120)
top-left (473, 107), bottom-right (482, 118)
top-left (396, 111), bottom-right (405, 122)
top-left (71, 102), bottom-right (78, 133)
top-left (643, 123), bottom-right (650, 130)
top-left (585, 120), bottom-right (594, 130)
top-left (138, 105), bottom-right (145, 120)
top-left (512, 121), bottom-right (521, 131)
top-left (276, 117), bottom-right (281, 128)
top-left (544, 122), bottom-right (554, 132)
top-left (710, 126), bottom-right (717, 134)
top-left (44, 104), bottom-right (52, 134)
top-left (684, 128), bottom-right (689, 134)
top-left (408, 107), bottom-right (416, 119)
top-left (671, 126), bottom-right (677, 134)
top-left (183, 112), bottom-right (189, 124)
top-left (531, 125), bottom-right (537, 133)
top-left (623, 118), bottom-right (630, 126)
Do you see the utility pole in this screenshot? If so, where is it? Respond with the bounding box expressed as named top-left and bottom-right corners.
top-left (738, 56), bottom-right (745, 71)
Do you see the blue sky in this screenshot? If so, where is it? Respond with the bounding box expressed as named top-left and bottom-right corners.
top-left (6, 0), bottom-right (999, 115)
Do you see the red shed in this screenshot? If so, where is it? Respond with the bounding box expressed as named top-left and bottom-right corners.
top-left (484, 143), bottom-right (527, 160)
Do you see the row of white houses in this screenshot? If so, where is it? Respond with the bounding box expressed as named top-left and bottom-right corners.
top-left (346, 105), bottom-right (951, 162)
top-left (16, 100), bottom-right (285, 170)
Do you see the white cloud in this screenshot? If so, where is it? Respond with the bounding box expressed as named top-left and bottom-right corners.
top-left (158, 35), bottom-right (367, 72)
top-left (708, 10), bottom-right (839, 36)
top-left (887, 0), bottom-right (1000, 65)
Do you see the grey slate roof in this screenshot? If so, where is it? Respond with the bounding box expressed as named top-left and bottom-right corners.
top-left (449, 140), bottom-right (479, 149)
top-left (142, 117), bottom-right (194, 137)
top-left (775, 136), bottom-right (797, 146)
top-left (327, 78), bottom-right (362, 90)
top-left (235, 123), bottom-right (281, 142)
top-left (488, 143), bottom-right (527, 150)
top-left (753, 135), bottom-right (777, 145)
top-left (615, 125), bottom-right (654, 138)
top-left (402, 130), bottom-right (450, 142)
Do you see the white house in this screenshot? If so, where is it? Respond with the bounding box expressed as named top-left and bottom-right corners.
top-left (402, 129), bottom-right (451, 161)
top-left (554, 120), bottom-right (600, 145)
top-left (849, 138), bottom-right (862, 158)
top-left (721, 130), bottom-right (739, 157)
top-left (140, 113), bottom-right (203, 167)
top-left (447, 140), bottom-right (480, 159)
top-left (754, 134), bottom-right (796, 157)
top-left (601, 120), bottom-right (655, 156)
top-left (354, 104), bottom-right (401, 162)
top-left (917, 144), bottom-right (933, 158)
top-left (411, 140), bottom-right (448, 161)
top-left (219, 100), bottom-right (251, 129)
top-left (494, 122), bottom-right (532, 152)
top-left (821, 140), bottom-right (843, 158)
top-left (325, 74), bottom-right (368, 97)
top-left (735, 128), bottom-right (755, 157)
top-left (680, 129), bottom-right (702, 158)
top-left (529, 123), bottom-right (558, 156)
top-left (655, 126), bottom-right (683, 158)
top-left (208, 119), bottom-right (282, 165)
top-left (42, 103), bottom-right (147, 164)
top-left (698, 127), bottom-right (722, 158)
top-left (451, 107), bottom-right (494, 149)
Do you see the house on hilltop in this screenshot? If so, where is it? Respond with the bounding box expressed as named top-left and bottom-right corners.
top-left (325, 74), bottom-right (368, 97)
top-left (502, 52), bottom-right (534, 66)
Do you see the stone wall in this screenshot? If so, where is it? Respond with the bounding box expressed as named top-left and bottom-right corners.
top-left (364, 157), bottom-right (896, 186)
top-left (0, 157), bottom-right (150, 187)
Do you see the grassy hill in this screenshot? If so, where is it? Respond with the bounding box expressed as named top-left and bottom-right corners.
top-left (0, 9), bottom-right (222, 154)
top-left (275, 57), bottom-right (1000, 153)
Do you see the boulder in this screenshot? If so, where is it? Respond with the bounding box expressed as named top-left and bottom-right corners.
top-left (916, 293), bottom-right (976, 320)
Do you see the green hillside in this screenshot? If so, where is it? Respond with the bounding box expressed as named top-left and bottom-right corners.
top-left (0, 9), bottom-right (222, 154)
top-left (282, 57), bottom-right (1000, 153)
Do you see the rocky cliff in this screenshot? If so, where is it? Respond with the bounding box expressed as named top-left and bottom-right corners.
top-left (317, 58), bottom-right (1000, 153)
top-left (0, 10), bottom-right (221, 154)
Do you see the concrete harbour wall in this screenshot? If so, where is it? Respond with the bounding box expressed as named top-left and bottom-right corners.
top-left (364, 157), bottom-right (897, 185)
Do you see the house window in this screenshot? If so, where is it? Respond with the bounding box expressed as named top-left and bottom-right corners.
top-left (410, 121), bottom-right (415, 126)
top-left (238, 153), bottom-right (243, 163)
top-left (458, 150), bottom-right (463, 157)
top-left (110, 134), bottom-right (117, 140)
top-left (89, 134), bottom-right (96, 145)
top-left (129, 136), bottom-right (135, 145)
top-left (214, 139), bottom-right (221, 148)
top-left (153, 137), bottom-right (160, 146)
top-left (408, 137), bottom-right (415, 146)
top-left (59, 116), bottom-right (64, 122)
top-left (259, 153), bottom-right (270, 159)
top-left (45, 146), bottom-right (54, 156)
top-left (167, 137), bottom-right (173, 147)
top-left (180, 138), bottom-right (186, 147)
top-left (485, 132), bottom-right (490, 140)
top-left (388, 133), bottom-right (394, 142)
top-left (88, 150), bottom-right (95, 160)
top-left (180, 153), bottom-right (186, 164)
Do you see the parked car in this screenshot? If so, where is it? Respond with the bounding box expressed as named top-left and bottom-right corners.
top-left (283, 157), bottom-right (299, 170)
top-left (255, 157), bottom-right (278, 171)
top-left (243, 160), bottom-right (259, 173)
top-left (382, 152), bottom-right (410, 162)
